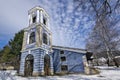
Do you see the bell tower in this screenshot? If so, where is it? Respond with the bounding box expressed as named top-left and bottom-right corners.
top-left (22, 6), bottom-right (52, 51)
top-left (19, 6), bottom-right (53, 76)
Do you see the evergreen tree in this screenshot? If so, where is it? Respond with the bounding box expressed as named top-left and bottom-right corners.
top-left (0, 30), bottom-right (24, 70)
top-left (9, 30), bottom-right (24, 56)
top-left (1, 46), bottom-right (14, 62)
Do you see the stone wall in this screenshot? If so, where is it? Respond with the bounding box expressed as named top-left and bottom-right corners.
top-left (19, 48), bottom-right (53, 76)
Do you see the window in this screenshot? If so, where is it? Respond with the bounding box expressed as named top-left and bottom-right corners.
top-left (43, 33), bottom-right (47, 44)
top-left (60, 50), bottom-right (64, 54)
top-left (43, 17), bottom-right (47, 25)
top-left (29, 32), bottom-right (35, 44)
top-left (61, 65), bottom-right (68, 71)
top-left (61, 56), bottom-right (66, 61)
top-left (32, 16), bottom-right (36, 23)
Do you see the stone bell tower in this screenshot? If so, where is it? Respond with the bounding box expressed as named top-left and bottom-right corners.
top-left (22, 6), bottom-right (52, 50)
top-left (19, 6), bottom-right (53, 76)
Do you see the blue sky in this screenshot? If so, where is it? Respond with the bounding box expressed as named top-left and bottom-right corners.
top-left (0, 0), bottom-right (95, 49)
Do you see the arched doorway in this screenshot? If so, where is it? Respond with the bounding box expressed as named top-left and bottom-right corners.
top-left (24, 54), bottom-right (34, 76)
top-left (44, 54), bottom-right (51, 75)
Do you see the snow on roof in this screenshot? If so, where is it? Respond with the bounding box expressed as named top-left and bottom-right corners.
top-left (52, 45), bottom-right (86, 54)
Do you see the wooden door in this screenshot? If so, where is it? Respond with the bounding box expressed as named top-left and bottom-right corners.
top-left (44, 54), bottom-right (50, 76)
top-left (24, 55), bottom-right (34, 76)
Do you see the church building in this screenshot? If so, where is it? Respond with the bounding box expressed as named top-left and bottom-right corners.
top-left (19, 6), bottom-right (87, 76)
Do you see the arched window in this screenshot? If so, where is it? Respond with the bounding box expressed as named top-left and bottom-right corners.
top-left (29, 32), bottom-right (35, 44)
top-left (25, 54), bottom-right (34, 76)
top-left (44, 54), bottom-right (50, 75)
top-left (25, 54), bottom-right (34, 61)
top-left (43, 33), bottom-right (47, 44)
top-left (32, 16), bottom-right (36, 23)
top-left (43, 17), bottom-right (47, 25)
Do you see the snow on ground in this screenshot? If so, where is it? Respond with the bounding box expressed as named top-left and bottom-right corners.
top-left (0, 66), bottom-right (120, 80)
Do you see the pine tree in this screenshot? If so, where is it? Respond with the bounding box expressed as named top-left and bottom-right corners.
top-left (0, 30), bottom-right (24, 70)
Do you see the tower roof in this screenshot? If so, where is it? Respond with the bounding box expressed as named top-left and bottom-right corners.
top-left (28, 6), bottom-right (49, 17)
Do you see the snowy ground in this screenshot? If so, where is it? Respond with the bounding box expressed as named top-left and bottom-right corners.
top-left (0, 66), bottom-right (120, 80)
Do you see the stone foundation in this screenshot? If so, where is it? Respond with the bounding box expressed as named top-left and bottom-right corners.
top-left (50, 71), bottom-right (54, 75)
top-left (32, 72), bottom-right (41, 76)
top-left (40, 72), bottom-right (45, 76)
top-left (19, 72), bottom-right (24, 76)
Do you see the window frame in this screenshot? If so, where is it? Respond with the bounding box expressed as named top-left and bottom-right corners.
top-left (61, 65), bottom-right (68, 71)
top-left (32, 15), bottom-right (36, 23)
top-left (29, 32), bottom-right (36, 44)
top-left (60, 50), bottom-right (64, 54)
top-left (43, 16), bottom-right (47, 25)
top-left (61, 56), bottom-right (66, 61)
top-left (43, 33), bottom-right (48, 45)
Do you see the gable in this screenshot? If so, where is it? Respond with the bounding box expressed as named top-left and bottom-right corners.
top-left (52, 45), bottom-right (86, 54)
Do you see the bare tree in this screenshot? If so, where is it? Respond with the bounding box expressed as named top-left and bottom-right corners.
top-left (85, 0), bottom-right (120, 66)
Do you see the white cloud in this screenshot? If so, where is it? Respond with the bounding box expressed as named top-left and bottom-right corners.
top-left (0, 0), bottom-right (94, 49)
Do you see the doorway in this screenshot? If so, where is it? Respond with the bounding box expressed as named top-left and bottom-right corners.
top-left (24, 54), bottom-right (34, 76)
top-left (44, 54), bottom-right (51, 75)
